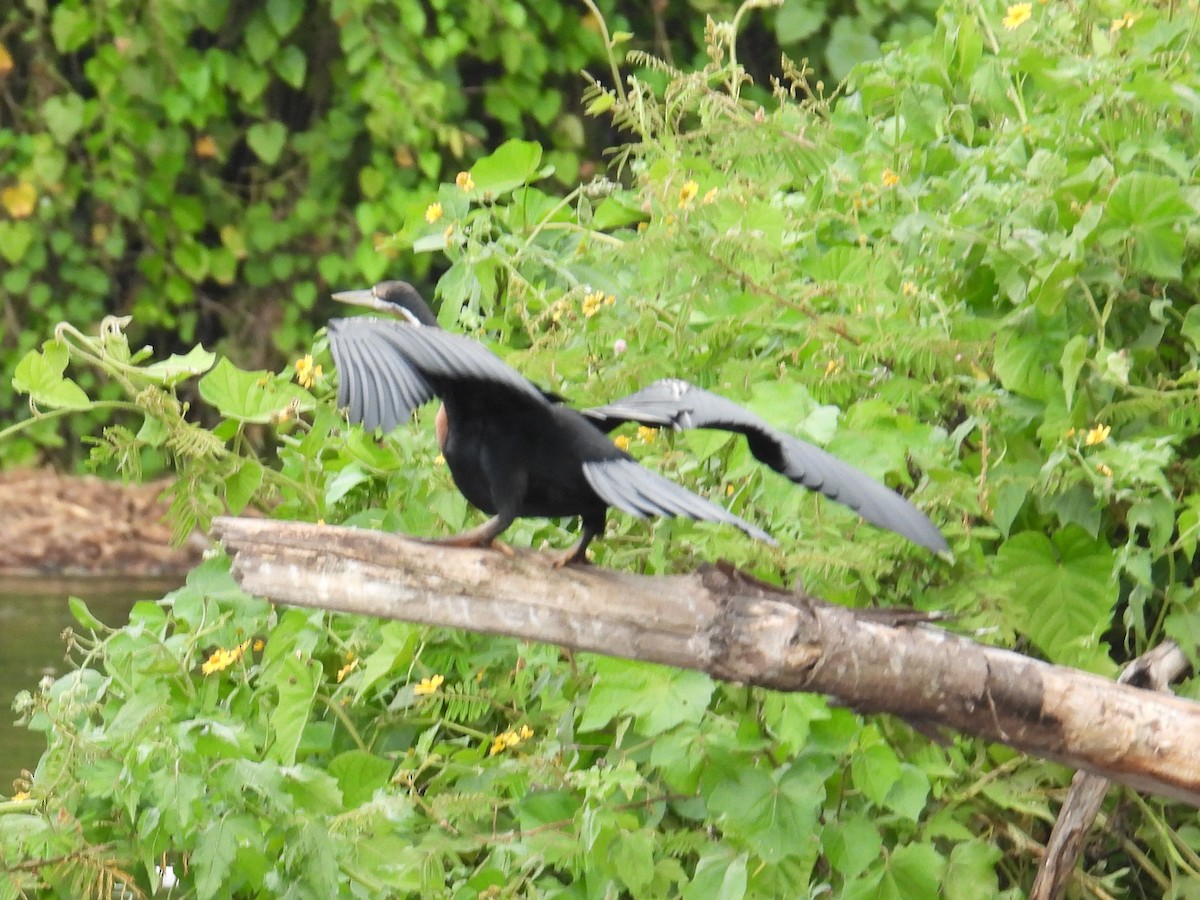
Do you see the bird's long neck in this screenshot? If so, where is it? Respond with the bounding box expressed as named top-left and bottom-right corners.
top-left (398, 285), bottom-right (440, 327)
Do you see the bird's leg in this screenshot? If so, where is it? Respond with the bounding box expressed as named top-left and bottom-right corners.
top-left (429, 515), bottom-right (515, 555)
top-left (552, 516), bottom-right (603, 568)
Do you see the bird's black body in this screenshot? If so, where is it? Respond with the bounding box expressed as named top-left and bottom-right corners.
top-left (328, 280), bottom-right (947, 560)
top-left (328, 283), bottom-right (772, 562)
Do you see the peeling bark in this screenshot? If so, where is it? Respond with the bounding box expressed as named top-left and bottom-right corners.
top-left (211, 517), bottom-right (1200, 807)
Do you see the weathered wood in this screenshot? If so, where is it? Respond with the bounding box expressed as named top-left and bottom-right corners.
top-left (1032, 641), bottom-right (1191, 899)
top-left (211, 516), bottom-right (1200, 807)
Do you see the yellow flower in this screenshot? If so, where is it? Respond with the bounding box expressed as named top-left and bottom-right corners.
top-left (2, 181), bottom-right (36, 219)
top-left (550, 299), bottom-right (570, 323)
top-left (455, 171), bottom-right (475, 192)
top-left (881, 168), bottom-right (900, 188)
top-left (582, 289), bottom-right (604, 318)
top-left (425, 202), bottom-right (443, 223)
top-left (604, 293), bottom-right (615, 305)
top-left (414, 674), bottom-right (445, 696)
top-left (434, 453), bottom-right (446, 466)
top-left (443, 224), bottom-right (455, 246)
top-left (294, 354), bottom-right (322, 389)
top-left (11, 791), bottom-right (29, 802)
top-left (252, 638), bottom-right (265, 652)
top-left (824, 358), bottom-right (843, 376)
top-left (1096, 462), bottom-right (1114, 477)
top-left (1085, 424), bottom-right (1111, 446)
top-left (702, 187), bottom-right (719, 205)
top-left (336, 656), bottom-right (359, 683)
top-left (194, 135), bottom-right (218, 158)
top-left (201, 639), bottom-right (251, 675)
top-left (614, 434), bottom-right (631, 452)
top-left (901, 281), bottom-right (918, 297)
top-left (678, 179), bottom-right (699, 209)
top-left (489, 724), bottom-right (533, 755)
top-left (637, 425), bottom-right (658, 444)
top-left (1110, 11), bottom-right (1138, 31)
top-left (1002, 3), bottom-right (1032, 29)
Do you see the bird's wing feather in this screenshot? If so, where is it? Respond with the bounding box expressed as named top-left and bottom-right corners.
top-left (371, 323), bottom-right (549, 407)
top-left (329, 317), bottom-right (553, 431)
top-left (328, 318), bottom-right (436, 431)
top-left (587, 379), bottom-right (948, 553)
top-left (581, 458), bottom-right (776, 546)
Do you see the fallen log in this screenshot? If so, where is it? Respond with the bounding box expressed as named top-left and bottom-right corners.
top-left (211, 516), bottom-right (1200, 806)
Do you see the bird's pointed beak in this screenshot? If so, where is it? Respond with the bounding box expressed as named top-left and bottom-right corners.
top-left (332, 288), bottom-right (391, 313)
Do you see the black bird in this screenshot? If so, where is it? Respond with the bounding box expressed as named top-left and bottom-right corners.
top-left (328, 281), bottom-right (948, 559)
top-left (585, 380), bottom-right (949, 554)
top-left (328, 281), bottom-right (774, 564)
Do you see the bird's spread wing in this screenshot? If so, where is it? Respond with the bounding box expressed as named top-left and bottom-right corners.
top-left (586, 379), bottom-right (948, 553)
top-left (329, 317), bottom-right (436, 431)
top-left (581, 458), bottom-right (776, 546)
top-left (370, 322), bottom-right (549, 406)
top-left (328, 317), bottom-right (549, 431)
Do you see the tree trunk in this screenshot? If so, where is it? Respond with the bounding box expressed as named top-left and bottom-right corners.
top-left (211, 516), bottom-right (1200, 807)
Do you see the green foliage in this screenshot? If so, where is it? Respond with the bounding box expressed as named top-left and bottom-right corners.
top-left (6, 0), bottom-right (1200, 894)
top-left (0, 0), bottom-right (911, 470)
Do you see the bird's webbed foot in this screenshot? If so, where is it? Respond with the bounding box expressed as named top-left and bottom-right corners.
top-left (552, 521), bottom-right (601, 568)
top-left (552, 543), bottom-right (590, 568)
top-left (426, 516), bottom-right (514, 554)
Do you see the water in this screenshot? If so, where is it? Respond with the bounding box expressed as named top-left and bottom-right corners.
top-left (0, 577), bottom-right (177, 784)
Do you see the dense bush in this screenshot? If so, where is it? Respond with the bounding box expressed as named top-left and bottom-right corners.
top-left (0, 0), bottom-right (937, 468)
top-left (5, 0), bottom-right (1200, 895)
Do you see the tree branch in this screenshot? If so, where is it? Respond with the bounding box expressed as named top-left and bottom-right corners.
top-left (211, 517), bottom-right (1200, 806)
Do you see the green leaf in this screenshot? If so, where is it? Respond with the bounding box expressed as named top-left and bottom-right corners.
top-left (329, 750), bottom-right (394, 808)
top-left (579, 658), bottom-right (714, 735)
top-left (824, 818), bottom-right (882, 878)
top-left (42, 93), bottom-right (87, 144)
top-left (708, 764), bottom-right (824, 863)
top-left (197, 357), bottom-right (315, 423)
top-left (50, 4), bottom-right (94, 52)
top-left (1103, 173), bottom-right (1192, 280)
top-left (266, 0), bottom-right (304, 36)
top-left (1060, 335), bottom-right (1087, 410)
top-left (592, 195), bottom-right (646, 231)
top-left (0, 221), bottom-right (35, 265)
top-left (224, 458), bottom-right (263, 514)
top-left (266, 653), bottom-right (319, 765)
top-left (247, 120), bottom-right (287, 165)
top-left (851, 729), bottom-right (901, 806)
top-left (996, 527), bottom-right (1117, 672)
top-left (610, 829), bottom-right (655, 895)
top-left (68, 596), bottom-right (105, 631)
top-left (469, 139), bottom-right (544, 198)
top-left (777, 0), bottom-right (826, 44)
top-left (142, 345), bottom-right (217, 385)
top-left (274, 45), bottom-right (307, 88)
top-left (193, 815), bottom-right (246, 899)
top-left (1183, 305), bottom-right (1200, 351)
top-left (994, 329), bottom-right (1058, 401)
top-left (326, 462), bottom-right (371, 505)
top-left (585, 92), bottom-right (615, 116)
top-left (683, 851), bottom-right (747, 900)
top-left (944, 840), bottom-right (1002, 899)
top-left (878, 843), bottom-right (946, 900)
top-left (826, 16), bottom-right (881, 81)
top-left (12, 343), bottom-right (91, 409)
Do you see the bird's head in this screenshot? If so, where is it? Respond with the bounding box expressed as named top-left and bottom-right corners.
top-left (332, 281), bottom-right (440, 327)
